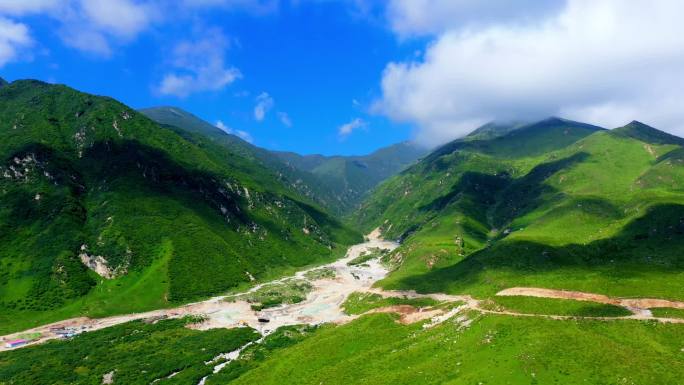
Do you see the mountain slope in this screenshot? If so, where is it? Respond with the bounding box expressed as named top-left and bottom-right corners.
top-left (0, 80), bottom-right (360, 333)
top-left (464, 120), bottom-right (528, 140)
top-left (142, 106), bottom-right (428, 214)
top-left (274, 141), bottom-right (428, 213)
top-left (140, 106), bottom-right (348, 214)
top-left (354, 118), bottom-right (684, 300)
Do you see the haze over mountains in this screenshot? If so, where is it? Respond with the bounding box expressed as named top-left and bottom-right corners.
top-left (1, 79), bottom-right (683, 384)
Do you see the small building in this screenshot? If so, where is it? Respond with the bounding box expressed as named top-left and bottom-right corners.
top-left (5, 339), bottom-right (27, 348)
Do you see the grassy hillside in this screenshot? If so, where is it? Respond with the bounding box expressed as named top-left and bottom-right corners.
top-left (143, 106), bottom-right (428, 215)
top-left (355, 118), bottom-right (684, 300)
top-left (140, 106), bottom-right (348, 215)
top-left (0, 80), bottom-right (360, 334)
top-left (210, 314), bottom-right (683, 385)
top-left (274, 141), bottom-right (428, 214)
top-left (0, 317), bottom-right (260, 384)
top-left (4, 313), bottom-right (682, 385)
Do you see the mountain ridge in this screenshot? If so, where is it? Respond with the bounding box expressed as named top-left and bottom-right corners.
top-left (0, 80), bottom-right (360, 334)
top-left (142, 106), bottom-right (429, 214)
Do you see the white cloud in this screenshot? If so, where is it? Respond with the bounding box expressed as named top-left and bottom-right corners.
top-left (216, 119), bottom-right (254, 143)
top-left (0, 0), bottom-right (157, 57)
top-left (157, 28), bottom-right (241, 97)
top-left (254, 92), bottom-right (274, 121)
top-left (0, 0), bottom-right (59, 15)
top-left (0, 16), bottom-right (31, 66)
top-left (78, 0), bottom-right (152, 40)
top-left (378, 0), bottom-right (684, 145)
top-left (386, 0), bottom-right (563, 37)
top-left (277, 111), bottom-right (292, 127)
top-left (338, 118), bottom-right (366, 138)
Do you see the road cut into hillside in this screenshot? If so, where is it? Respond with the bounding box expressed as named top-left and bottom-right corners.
top-left (496, 287), bottom-right (684, 318)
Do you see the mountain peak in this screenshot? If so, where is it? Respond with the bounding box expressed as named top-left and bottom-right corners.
top-left (613, 121), bottom-right (684, 146)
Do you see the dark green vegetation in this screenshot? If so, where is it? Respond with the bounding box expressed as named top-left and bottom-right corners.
top-left (204, 324), bottom-right (317, 385)
top-left (0, 80), bottom-right (360, 334)
top-left (346, 247), bottom-right (387, 266)
top-left (0, 317), bottom-right (260, 384)
top-left (464, 120), bottom-right (528, 141)
top-left (273, 141), bottom-right (428, 213)
top-left (302, 266), bottom-right (335, 280)
top-left (4, 312), bottom-right (682, 384)
top-left (236, 279), bottom-right (312, 310)
top-left (356, 118), bottom-right (684, 300)
top-left (485, 296), bottom-right (632, 317)
top-left (3, 81), bottom-right (684, 385)
top-left (206, 313), bottom-right (684, 384)
top-left (142, 106), bottom-right (428, 215)
top-left (342, 292), bottom-right (440, 315)
top-left (140, 106), bottom-right (345, 214)
top-left (650, 307), bottom-right (684, 319)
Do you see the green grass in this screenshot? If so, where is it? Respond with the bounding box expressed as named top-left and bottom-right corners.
top-left (0, 80), bottom-right (361, 334)
top-left (211, 313), bottom-right (684, 385)
top-left (303, 267), bottom-right (336, 280)
top-left (205, 324), bottom-right (318, 385)
top-left (485, 296), bottom-right (632, 317)
top-left (342, 292), bottom-right (440, 315)
top-left (355, 119), bottom-right (684, 302)
top-left (0, 317), bottom-right (260, 385)
top-left (236, 279), bottom-right (313, 311)
top-left (650, 307), bottom-right (684, 319)
top-left (347, 247), bottom-right (386, 266)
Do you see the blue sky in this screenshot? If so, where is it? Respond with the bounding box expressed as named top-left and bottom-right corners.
top-left (1, 1), bottom-right (684, 154)
top-left (0, 1), bottom-right (423, 156)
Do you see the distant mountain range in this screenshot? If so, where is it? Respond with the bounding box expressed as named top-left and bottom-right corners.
top-left (141, 106), bottom-right (428, 214)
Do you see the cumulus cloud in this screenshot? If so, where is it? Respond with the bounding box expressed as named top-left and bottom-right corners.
top-left (77, 0), bottom-right (152, 39)
top-left (0, 16), bottom-right (31, 66)
top-left (216, 119), bottom-right (254, 142)
top-left (277, 111), bottom-right (292, 127)
top-left (386, 0), bottom-right (563, 37)
top-left (378, 0), bottom-right (684, 145)
top-left (157, 28), bottom-right (241, 97)
top-left (338, 118), bottom-right (366, 138)
top-left (254, 92), bottom-right (274, 121)
top-left (0, 0), bottom-right (157, 57)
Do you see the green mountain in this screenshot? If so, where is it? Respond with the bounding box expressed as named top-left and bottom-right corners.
top-left (3, 103), bottom-right (684, 384)
top-left (140, 106), bottom-right (229, 139)
top-left (355, 118), bottom-right (684, 299)
top-left (464, 120), bottom-right (528, 140)
top-left (0, 80), bottom-right (360, 333)
top-left (141, 106), bottom-right (428, 214)
top-left (273, 141), bottom-right (428, 213)
top-left (140, 106), bottom-right (348, 214)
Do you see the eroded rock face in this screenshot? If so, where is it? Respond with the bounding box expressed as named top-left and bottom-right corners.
top-left (78, 244), bottom-right (124, 279)
top-left (79, 253), bottom-right (115, 279)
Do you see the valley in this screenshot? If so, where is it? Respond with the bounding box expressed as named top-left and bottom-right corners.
top-left (0, 79), bottom-right (682, 384)
top-left (5, 229), bottom-right (682, 354)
